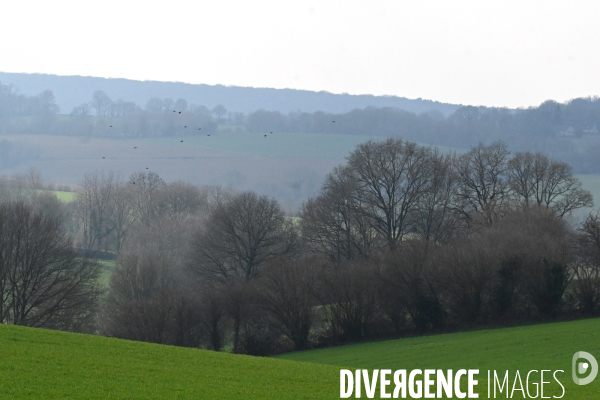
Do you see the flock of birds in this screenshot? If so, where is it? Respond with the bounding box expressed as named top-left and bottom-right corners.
top-left (101, 111), bottom-right (337, 184)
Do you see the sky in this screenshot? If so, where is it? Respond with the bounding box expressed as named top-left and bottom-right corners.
top-left (2, 0), bottom-right (600, 108)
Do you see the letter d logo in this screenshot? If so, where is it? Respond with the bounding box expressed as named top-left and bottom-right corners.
top-left (573, 351), bottom-right (598, 385)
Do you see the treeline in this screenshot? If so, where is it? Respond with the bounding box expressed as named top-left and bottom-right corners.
top-left (2, 81), bottom-right (600, 172)
top-left (0, 84), bottom-right (219, 137)
top-left (1, 140), bottom-right (599, 355)
top-left (246, 100), bottom-right (600, 173)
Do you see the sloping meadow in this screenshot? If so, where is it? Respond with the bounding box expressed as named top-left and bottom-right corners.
top-left (0, 325), bottom-right (339, 399)
top-left (277, 318), bottom-right (600, 399)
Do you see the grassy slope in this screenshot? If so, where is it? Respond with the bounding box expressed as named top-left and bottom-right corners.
top-left (276, 318), bottom-right (600, 398)
top-left (1, 311), bottom-right (600, 398)
top-left (0, 325), bottom-right (339, 399)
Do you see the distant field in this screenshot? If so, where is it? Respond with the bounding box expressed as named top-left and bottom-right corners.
top-left (0, 325), bottom-right (339, 399)
top-left (51, 190), bottom-right (76, 202)
top-left (151, 132), bottom-right (383, 160)
top-left (276, 318), bottom-right (600, 398)
top-left (0, 133), bottom-right (379, 207)
top-left (0, 133), bottom-right (465, 209)
top-left (578, 174), bottom-right (600, 207)
top-left (97, 260), bottom-right (116, 287)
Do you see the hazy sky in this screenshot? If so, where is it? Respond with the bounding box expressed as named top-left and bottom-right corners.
top-left (2, 1), bottom-right (600, 108)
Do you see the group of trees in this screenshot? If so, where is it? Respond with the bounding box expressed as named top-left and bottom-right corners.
top-left (65, 91), bottom-right (221, 137)
top-left (99, 140), bottom-right (599, 355)
top-left (301, 140), bottom-right (591, 259)
top-left (1, 138), bottom-right (599, 355)
top-left (245, 99), bottom-right (600, 173)
top-left (0, 199), bottom-right (101, 332)
top-left (0, 84), bottom-right (220, 138)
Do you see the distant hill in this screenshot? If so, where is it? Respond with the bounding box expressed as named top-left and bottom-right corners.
top-left (0, 72), bottom-right (461, 116)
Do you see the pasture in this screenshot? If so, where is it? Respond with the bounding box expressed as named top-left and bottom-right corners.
top-left (0, 324), bottom-right (339, 399)
top-left (5, 132), bottom-right (600, 214)
top-left (97, 260), bottom-right (116, 287)
top-left (0, 132), bottom-right (379, 209)
top-left (0, 133), bottom-right (469, 210)
top-left (2, 317), bottom-right (600, 398)
top-left (276, 317), bottom-right (600, 398)
top-left (52, 190), bottom-right (76, 202)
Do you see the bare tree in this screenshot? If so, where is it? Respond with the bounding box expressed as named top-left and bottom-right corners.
top-left (188, 191), bottom-right (297, 283)
top-left (0, 202), bottom-right (102, 331)
top-left (128, 171), bottom-right (166, 226)
top-left (580, 212), bottom-right (600, 263)
top-left (437, 237), bottom-right (498, 325)
top-left (454, 142), bottom-right (511, 226)
top-left (212, 104), bottom-right (227, 122)
top-left (314, 260), bottom-right (382, 342)
top-left (75, 171), bottom-right (117, 252)
top-left (346, 138), bottom-right (433, 250)
top-left (413, 150), bottom-right (462, 243)
top-left (381, 241), bottom-right (445, 334)
top-left (90, 90), bottom-right (113, 117)
top-left (300, 166), bottom-right (379, 261)
top-left (110, 181), bottom-right (135, 252)
top-left (157, 181), bottom-right (208, 220)
top-left (188, 191), bottom-right (297, 353)
top-left (103, 216), bottom-right (201, 345)
top-left (9, 167), bottom-right (44, 202)
top-left (508, 151), bottom-right (593, 217)
top-left (572, 211), bottom-right (600, 314)
top-left (103, 254), bottom-right (179, 343)
top-left (198, 288), bottom-right (225, 351)
top-left (174, 98), bottom-right (188, 113)
top-left (256, 257), bottom-right (317, 350)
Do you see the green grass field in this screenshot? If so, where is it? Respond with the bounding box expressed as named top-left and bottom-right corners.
top-left (3, 318), bottom-right (600, 398)
top-left (97, 260), bottom-right (116, 287)
top-left (51, 190), bottom-right (76, 202)
top-left (1, 316), bottom-right (600, 398)
top-left (276, 318), bottom-right (600, 398)
top-left (0, 324), bottom-right (339, 399)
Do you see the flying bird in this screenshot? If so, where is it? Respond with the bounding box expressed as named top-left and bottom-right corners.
top-left (207, 134), bottom-right (210, 136)
top-left (178, 111), bottom-right (182, 114)
top-left (110, 125), bottom-right (113, 127)
top-left (198, 128), bottom-right (201, 130)
top-left (332, 121), bottom-right (335, 123)
top-left (146, 167), bottom-right (149, 169)
top-left (134, 146), bottom-right (137, 149)
top-left (102, 157), bottom-right (105, 159)
top-left (264, 134), bottom-right (267, 137)
top-left (184, 126), bottom-right (187, 128)
top-left (180, 140), bottom-right (183, 142)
